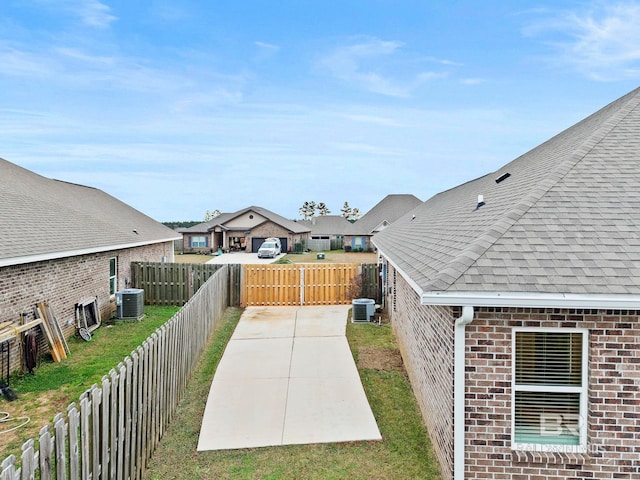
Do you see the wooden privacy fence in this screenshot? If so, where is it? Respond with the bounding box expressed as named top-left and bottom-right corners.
top-left (131, 262), bottom-right (223, 305)
top-left (242, 263), bottom-right (375, 306)
top-left (0, 265), bottom-right (230, 480)
top-left (360, 263), bottom-right (381, 303)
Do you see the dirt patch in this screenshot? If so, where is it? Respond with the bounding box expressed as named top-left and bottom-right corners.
top-left (358, 347), bottom-right (404, 372)
top-left (0, 390), bottom-right (65, 453)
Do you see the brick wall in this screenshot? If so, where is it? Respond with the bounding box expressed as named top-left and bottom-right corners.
top-left (465, 307), bottom-right (640, 479)
top-left (386, 264), bottom-right (456, 480)
top-left (0, 241), bottom-right (173, 373)
top-left (385, 264), bottom-right (640, 479)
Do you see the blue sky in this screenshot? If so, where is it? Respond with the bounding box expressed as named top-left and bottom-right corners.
top-left (2, 1), bottom-right (640, 221)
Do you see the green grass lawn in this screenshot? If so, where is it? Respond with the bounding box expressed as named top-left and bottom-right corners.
top-left (0, 305), bottom-right (181, 457)
top-left (143, 309), bottom-right (442, 480)
top-left (174, 253), bottom-right (215, 264)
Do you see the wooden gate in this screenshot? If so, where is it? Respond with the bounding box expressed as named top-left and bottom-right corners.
top-left (242, 263), bottom-right (361, 306)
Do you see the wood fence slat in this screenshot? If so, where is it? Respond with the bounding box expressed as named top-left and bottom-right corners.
top-left (67, 404), bottom-right (80, 480)
top-left (91, 386), bottom-right (102, 479)
top-left (2, 266), bottom-right (233, 480)
top-left (53, 414), bottom-right (67, 480)
top-left (38, 426), bottom-right (53, 480)
top-left (116, 364), bottom-right (126, 480)
top-left (124, 357), bottom-right (133, 480)
top-left (20, 439), bottom-right (35, 480)
top-left (79, 395), bottom-right (90, 480)
top-left (131, 262), bottom-right (222, 305)
top-left (129, 352), bottom-right (139, 480)
top-left (109, 370), bottom-right (118, 480)
top-left (100, 376), bottom-right (111, 480)
top-left (242, 263), bottom-right (372, 306)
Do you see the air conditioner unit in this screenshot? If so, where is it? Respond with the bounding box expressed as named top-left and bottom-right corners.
top-left (116, 288), bottom-right (145, 320)
top-left (351, 298), bottom-right (375, 323)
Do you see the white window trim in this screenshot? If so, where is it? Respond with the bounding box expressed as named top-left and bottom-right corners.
top-left (109, 257), bottom-right (118, 297)
top-left (511, 327), bottom-right (588, 454)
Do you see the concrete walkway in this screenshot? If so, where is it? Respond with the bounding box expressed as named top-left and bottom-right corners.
top-left (197, 305), bottom-right (382, 451)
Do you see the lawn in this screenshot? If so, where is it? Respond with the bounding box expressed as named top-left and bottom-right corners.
top-left (174, 253), bottom-right (215, 264)
top-left (278, 250), bottom-right (377, 264)
top-left (0, 305), bottom-right (181, 457)
top-left (143, 308), bottom-right (441, 480)
top-left (1, 305), bottom-right (442, 479)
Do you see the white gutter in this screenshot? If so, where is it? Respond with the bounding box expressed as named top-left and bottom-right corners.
top-left (421, 291), bottom-right (640, 310)
top-left (454, 305), bottom-right (474, 480)
top-left (0, 236), bottom-right (181, 268)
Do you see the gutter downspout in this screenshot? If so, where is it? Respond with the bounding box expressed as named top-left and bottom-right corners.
top-left (454, 306), bottom-right (474, 480)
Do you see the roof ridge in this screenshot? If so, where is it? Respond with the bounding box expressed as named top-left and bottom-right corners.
top-left (425, 88), bottom-right (640, 292)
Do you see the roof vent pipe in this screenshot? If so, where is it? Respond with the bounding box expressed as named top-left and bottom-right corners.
top-left (475, 195), bottom-right (485, 210)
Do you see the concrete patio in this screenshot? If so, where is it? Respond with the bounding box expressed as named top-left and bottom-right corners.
top-left (197, 305), bottom-right (382, 451)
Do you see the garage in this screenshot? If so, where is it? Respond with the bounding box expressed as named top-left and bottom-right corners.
top-left (251, 237), bottom-right (289, 253)
top-left (251, 237), bottom-right (266, 253)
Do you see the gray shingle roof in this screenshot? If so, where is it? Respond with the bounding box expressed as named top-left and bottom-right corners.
top-left (351, 194), bottom-right (422, 235)
top-left (373, 86), bottom-right (640, 296)
top-left (184, 206), bottom-right (311, 234)
top-left (0, 158), bottom-right (181, 267)
top-left (300, 215), bottom-right (353, 235)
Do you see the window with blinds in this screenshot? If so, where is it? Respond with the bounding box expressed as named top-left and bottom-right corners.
top-left (512, 329), bottom-right (588, 451)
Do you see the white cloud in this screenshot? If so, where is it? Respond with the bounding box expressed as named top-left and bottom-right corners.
top-left (77, 0), bottom-right (116, 28)
top-left (33, 0), bottom-right (117, 28)
top-left (255, 41), bottom-right (280, 52)
top-left (524, 2), bottom-right (640, 81)
top-left (318, 37), bottom-right (446, 97)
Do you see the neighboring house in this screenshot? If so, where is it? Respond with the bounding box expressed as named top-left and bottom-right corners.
top-left (0, 158), bottom-right (180, 371)
top-left (182, 206), bottom-right (310, 254)
top-left (299, 215), bottom-right (353, 251)
top-left (347, 194), bottom-right (422, 251)
top-left (372, 87), bottom-right (640, 479)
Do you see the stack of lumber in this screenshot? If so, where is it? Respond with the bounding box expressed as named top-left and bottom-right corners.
top-left (0, 318), bottom-right (43, 344)
top-left (36, 302), bottom-right (70, 362)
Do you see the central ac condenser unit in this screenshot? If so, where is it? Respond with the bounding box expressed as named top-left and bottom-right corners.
top-left (116, 288), bottom-right (145, 320)
top-left (351, 298), bottom-right (375, 322)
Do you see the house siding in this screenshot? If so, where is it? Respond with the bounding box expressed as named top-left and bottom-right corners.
top-left (0, 241), bottom-right (173, 373)
top-left (251, 224), bottom-right (309, 253)
top-left (465, 307), bottom-right (640, 479)
top-left (386, 273), bottom-right (640, 480)
top-left (387, 264), bottom-right (455, 480)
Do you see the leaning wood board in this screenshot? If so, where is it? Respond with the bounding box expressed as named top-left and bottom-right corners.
top-left (36, 305), bottom-right (66, 362)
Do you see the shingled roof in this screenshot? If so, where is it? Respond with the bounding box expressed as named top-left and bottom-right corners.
top-left (0, 158), bottom-right (180, 267)
top-left (373, 87), bottom-right (640, 301)
top-left (299, 215), bottom-right (353, 236)
top-left (351, 194), bottom-right (422, 235)
top-left (184, 206), bottom-right (310, 234)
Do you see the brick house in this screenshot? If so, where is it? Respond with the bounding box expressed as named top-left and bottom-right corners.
top-left (373, 87), bottom-right (640, 479)
top-left (347, 194), bottom-right (421, 251)
top-left (299, 215), bottom-right (353, 251)
top-left (181, 206), bottom-right (310, 254)
top-left (0, 158), bottom-right (180, 371)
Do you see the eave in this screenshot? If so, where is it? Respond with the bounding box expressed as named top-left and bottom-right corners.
top-left (0, 236), bottom-right (180, 268)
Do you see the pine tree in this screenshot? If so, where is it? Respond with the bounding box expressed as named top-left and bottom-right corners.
top-left (299, 201), bottom-right (317, 220)
top-left (204, 209), bottom-right (221, 221)
top-left (340, 201), bottom-right (352, 218)
top-left (317, 202), bottom-right (331, 216)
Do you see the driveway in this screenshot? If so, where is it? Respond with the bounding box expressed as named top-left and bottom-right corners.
top-left (205, 252), bottom-right (281, 264)
top-left (197, 305), bottom-right (382, 451)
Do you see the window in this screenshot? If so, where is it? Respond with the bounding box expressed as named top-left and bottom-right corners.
top-left (191, 236), bottom-right (207, 248)
top-left (109, 257), bottom-right (117, 295)
top-left (512, 328), bottom-right (588, 452)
